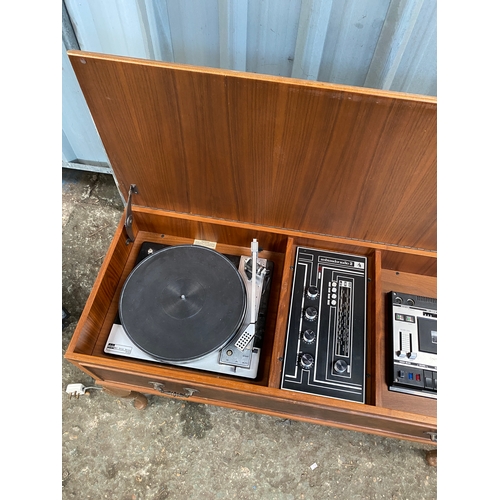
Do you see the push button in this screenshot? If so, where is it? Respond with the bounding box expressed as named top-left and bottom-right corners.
top-left (424, 370), bottom-right (433, 390)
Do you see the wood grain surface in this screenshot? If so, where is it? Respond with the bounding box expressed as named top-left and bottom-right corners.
top-left (65, 52), bottom-right (438, 441)
top-left (68, 51), bottom-right (436, 251)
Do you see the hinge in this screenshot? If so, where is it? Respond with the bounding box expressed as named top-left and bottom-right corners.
top-left (125, 184), bottom-right (138, 244)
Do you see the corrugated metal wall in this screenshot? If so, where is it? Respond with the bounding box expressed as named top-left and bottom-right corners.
top-left (62, 0), bottom-right (436, 172)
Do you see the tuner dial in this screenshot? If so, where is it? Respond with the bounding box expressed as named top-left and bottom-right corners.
top-left (334, 359), bottom-right (348, 374)
top-left (304, 306), bottom-right (318, 322)
top-left (306, 285), bottom-right (319, 300)
top-left (302, 329), bottom-right (316, 344)
top-left (299, 353), bottom-right (314, 370)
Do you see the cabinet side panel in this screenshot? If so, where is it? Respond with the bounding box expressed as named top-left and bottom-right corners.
top-left (67, 217), bottom-right (132, 355)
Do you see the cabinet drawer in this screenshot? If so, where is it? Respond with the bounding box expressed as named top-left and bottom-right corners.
top-left (83, 364), bottom-right (436, 445)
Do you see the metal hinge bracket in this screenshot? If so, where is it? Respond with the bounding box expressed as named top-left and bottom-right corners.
top-left (125, 184), bottom-right (138, 244)
top-left (425, 431), bottom-right (437, 442)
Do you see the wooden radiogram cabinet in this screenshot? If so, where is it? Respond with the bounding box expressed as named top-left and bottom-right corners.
top-left (65, 51), bottom-right (437, 449)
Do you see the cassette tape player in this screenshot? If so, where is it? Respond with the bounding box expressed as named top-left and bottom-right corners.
top-left (389, 291), bottom-right (437, 399)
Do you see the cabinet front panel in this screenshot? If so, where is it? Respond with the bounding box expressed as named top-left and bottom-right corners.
top-left (83, 364), bottom-right (436, 444)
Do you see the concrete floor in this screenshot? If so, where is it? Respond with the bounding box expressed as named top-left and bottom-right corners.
top-left (62, 168), bottom-right (437, 500)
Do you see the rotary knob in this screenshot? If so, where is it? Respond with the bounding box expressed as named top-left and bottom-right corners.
top-left (334, 359), bottom-right (348, 374)
top-left (299, 353), bottom-right (314, 370)
top-left (304, 306), bottom-right (318, 322)
top-left (302, 329), bottom-right (316, 344)
top-left (306, 285), bottom-right (319, 300)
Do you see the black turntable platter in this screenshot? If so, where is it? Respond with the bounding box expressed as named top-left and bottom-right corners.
top-left (119, 245), bottom-right (247, 362)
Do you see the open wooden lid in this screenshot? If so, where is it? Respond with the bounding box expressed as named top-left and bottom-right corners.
top-left (68, 51), bottom-right (436, 251)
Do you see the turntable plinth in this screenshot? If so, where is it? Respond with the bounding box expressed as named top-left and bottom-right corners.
top-left (65, 51), bottom-right (437, 451)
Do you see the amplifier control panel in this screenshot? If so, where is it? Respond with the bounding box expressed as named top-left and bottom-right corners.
top-left (281, 247), bottom-right (367, 403)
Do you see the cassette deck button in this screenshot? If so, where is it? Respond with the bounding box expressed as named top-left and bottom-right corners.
top-left (424, 370), bottom-right (433, 390)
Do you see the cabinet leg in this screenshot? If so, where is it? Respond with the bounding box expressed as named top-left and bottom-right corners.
top-left (103, 387), bottom-right (148, 410)
top-left (426, 449), bottom-right (437, 467)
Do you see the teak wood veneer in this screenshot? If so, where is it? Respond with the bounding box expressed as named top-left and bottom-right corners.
top-left (65, 51), bottom-right (437, 451)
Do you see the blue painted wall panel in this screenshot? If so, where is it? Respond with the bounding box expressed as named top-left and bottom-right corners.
top-left (63, 0), bottom-right (436, 167)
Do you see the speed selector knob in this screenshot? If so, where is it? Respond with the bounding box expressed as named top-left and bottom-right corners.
top-left (334, 359), bottom-right (348, 374)
top-left (306, 285), bottom-right (319, 300)
top-left (299, 353), bottom-right (314, 370)
top-left (304, 306), bottom-right (318, 321)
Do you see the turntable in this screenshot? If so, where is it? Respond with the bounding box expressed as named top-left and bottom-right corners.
top-left (105, 240), bottom-right (273, 379)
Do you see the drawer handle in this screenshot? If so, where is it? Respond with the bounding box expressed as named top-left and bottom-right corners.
top-left (424, 431), bottom-right (437, 442)
top-left (148, 382), bottom-right (198, 398)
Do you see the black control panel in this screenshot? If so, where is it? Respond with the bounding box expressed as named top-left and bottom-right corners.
top-left (389, 291), bottom-right (437, 399)
top-left (281, 247), bottom-right (367, 403)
